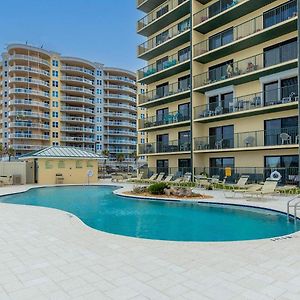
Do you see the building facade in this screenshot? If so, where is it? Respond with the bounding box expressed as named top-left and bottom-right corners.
top-left (0, 44), bottom-right (137, 164)
top-left (137, 0), bottom-right (298, 184)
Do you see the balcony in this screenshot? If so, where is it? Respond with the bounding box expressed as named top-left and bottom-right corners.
top-left (105, 121), bottom-right (136, 128)
top-left (194, 85), bottom-right (298, 122)
top-left (138, 81), bottom-right (190, 108)
top-left (104, 112), bottom-right (136, 120)
top-left (137, 0), bottom-right (168, 13)
top-left (9, 111), bottom-right (50, 120)
top-left (137, 0), bottom-right (190, 36)
top-left (104, 130), bottom-right (137, 137)
top-left (104, 102), bottom-right (136, 111)
top-left (61, 106), bottom-right (94, 114)
top-left (194, 0), bottom-right (297, 63)
top-left (193, 52), bottom-right (298, 93)
top-left (61, 116), bottom-right (94, 124)
top-left (104, 84), bottom-right (136, 94)
top-left (10, 77), bottom-right (50, 88)
top-left (9, 54), bottom-right (50, 67)
top-left (9, 88), bottom-right (50, 98)
top-left (104, 93), bottom-right (136, 103)
top-left (61, 96), bottom-right (94, 106)
top-left (9, 99), bottom-right (50, 109)
top-left (61, 65), bottom-right (94, 76)
top-left (61, 76), bottom-right (94, 87)
top-left (138, 50), bottom-right (190, 84)
top-left (61, 136), bottom-right (95, 143)
top-left (194, 127), bottom-right (298, 153)
top-left (104, 75), bottom-right (136, 85)
top-left (9, 133), bottom-right (50, 140)
top-left (107, 148), bottom-right (136, 154)
top-left (61, 126), bottom-right (94, 133)
top-left (138, 19), bottom-right (190, 60)
top-left (61, 86), bottom-right (94, 96)
top-left (105, 139), bottom-right (136, 145)
top-left (139, 109), bottom-right (190, 131)
top-left (193, 0), bottom-right (272, 34)
top-left (139, 140), bottom-right (191, 155)
top-left (9, 122), bottom-right (50, 130)
top-left (9, 66), bottom-right (50, 77)
top-left (12, 144), bottom-right (48, 151)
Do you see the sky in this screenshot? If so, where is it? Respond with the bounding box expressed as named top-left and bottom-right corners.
top-left (0, 0), bottom-right (145, 72)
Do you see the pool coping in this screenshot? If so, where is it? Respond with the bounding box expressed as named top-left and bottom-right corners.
top-left (0, 183), bottom-right (299, 243)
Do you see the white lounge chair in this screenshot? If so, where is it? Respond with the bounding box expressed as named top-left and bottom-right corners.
top-left (244, 180), bottom-right (279, 200)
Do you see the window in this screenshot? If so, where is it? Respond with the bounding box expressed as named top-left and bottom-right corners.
top-left (156, 159), bottom-right (169, 174)
top-left (178, 159), bottom-right (191, 175)
top-left (264, 38), bottom-right (297, 68)
top-left (58, 160), bottom-right (65, 168)
top-left (52, 122), bottom-right (59, 128)
top-left (281, 77), bottom-right (298, 99)
top-left (45, 161), bottom-right (53, 169)
top-left (52, 132), bottom-right (59, 138)
top-left (52, 112), bottom-right (58, 118)
top-left (264, 116), bottom-right (298, 146)
top-left (4, 61), bottom-right (7, 67)
top-left (96, 89), bottom-right (102, 95)
top-left (178, 131), bottom-right (190, 151)
top-left (178, 103), bottom-right (190, 119)
top-left (96, 79), bottom-right (102, 85)
top-left (178, 19), bottom-right (190, 33)
top-left (156, 56), bottom-right (169, 72)
top-left (209, 125), bottom-right (234, 149)
top-left (52, 91), bottom-right (58, 97)
top-left (4, 81), bottom-right (7, 87)
top-left (156, 82), bottom-right (169, 98)
top-left (156, 4), bottom-right (168, 18)
top-left (52, 70), bottom-right (58, 77)
top-left (156, 30), bottom-right (169, 46)
top-left (208, 0), bottom-right (234, 18)
top-left (76, 161), bottom-right (83, 168)
top-left (208, 60), bottom-right (232, 82)
top-left (156, 134), bottom-right (169, 152)
top-left (209, 28), bottom-right (233, 51)
top-left (52, 81), bottom-right (58, 87)
top-left (4, 71), bottom-right (7, 77)
top-left (265, 155), bottom-right (298, 184)
top-left (178, 75), bottom-right (190, 91)
top-left (52, 101), bottom-right (59, 107)
top-left (87, 161), bottom-right (94, 168)
top-left (178, 46), bottom-right (190, 63)
top-left (156, 108), bottom-right (168, 124)
top-left (210, 157), bottom-right (235, 177)
top-left (263, 0), bottom-right (297, 28)
top-left (96, 70), bottom-right (102, 76)
top-left (52, 60), bottom-right (59, 67)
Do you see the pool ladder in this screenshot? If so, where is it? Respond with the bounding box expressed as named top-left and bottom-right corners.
top-left (287, 195), bottom-right (300, 224)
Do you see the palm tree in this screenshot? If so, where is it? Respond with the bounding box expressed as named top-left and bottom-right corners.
top-left (7, 147), bottom-right (15, 161)
top-left (101, 149), bottom-right (110, 173)
top-left (116, 153), bottom-right (125, 167)
top-left (0, 143), bottom-right (3, 161)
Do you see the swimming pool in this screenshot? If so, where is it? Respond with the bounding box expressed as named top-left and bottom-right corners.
top-left (0, 186), bottom-right (298, 242)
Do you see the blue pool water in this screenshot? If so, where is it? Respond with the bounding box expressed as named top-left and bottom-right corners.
top-left (0, 186), bottom-right (298, 242)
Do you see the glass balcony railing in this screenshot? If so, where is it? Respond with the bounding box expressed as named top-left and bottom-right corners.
top-left (194, 127), bottom-right (298, 151)
top-left (194, 85), bottom-right (298, 119)
top-left (193, 0), bottom-right (245, 28)
top-left (61, 86), bottom-right (94, 95)
top-left (104, 75), bottom-right (136, 85)
top-left (194, 50), bottom-right (297, 90)
top-left (104, 94), bottom-right (136, 102)
top-left (105, 121), bottom-right (136, 127)
top-left (10, 77), bottom-right (50, 87)
top-left (9, 54), bottom-right (50, 66)
top-left (61, 126), bottom-right (94, 133)
top-left (139, 109), bottom-right (190, 129)
top-left (138, 50), bottom-right (190, 80)
top-left (194, 0), bottom-right (297, 58)
top-left (10, 99), bottom-right (50, 108)
top-left (105, 130), bottom-right (137, 137)
top-left (9, 122), bottom-right (50, 130)
top-left (139, 81), bottom-right (190, 105)
top-left (9, 88), bottom-right (50, 98)
top-left (139, 140), bottom-right (191, 154)
top-left (61, 116), bottom-right (94, 123)
top-left (61, 96), bottom-right (94, 105)
top-left (137, 0), bottom-right (189, 31)
top-left (61, 65), bottom-right (94, 76)
top-left (10, 133), bottom-right (50, 140)
top-left (61, 106), bottom-right (94, 114)
top-left (10, 66), bottom-right (50, 76)
top-left (138, 19), bottom-right (190, 56)
top-left (61, 76), bottom-right (94, 85)
top-left (9, 111), bottom-right (50, 119)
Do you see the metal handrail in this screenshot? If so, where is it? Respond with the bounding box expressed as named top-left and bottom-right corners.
top-left (287, 195), bottom-right (300, 223)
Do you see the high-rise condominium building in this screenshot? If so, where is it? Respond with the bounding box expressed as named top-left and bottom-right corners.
top-left (0, 44), bottom-right (137, 163)
top-left (137, 0), bottom-right (298, 184)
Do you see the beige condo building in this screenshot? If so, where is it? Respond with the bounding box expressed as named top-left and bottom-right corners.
top-left (0, 44), bottom-right (137, 165)
top-left (137, 0), bottom-right (298, 184)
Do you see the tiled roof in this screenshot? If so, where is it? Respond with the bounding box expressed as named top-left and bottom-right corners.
top-left (19, 146), bottom-right (103, 159)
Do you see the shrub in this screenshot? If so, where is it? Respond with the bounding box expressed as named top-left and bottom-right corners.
top-left (148, 182), bottom-right (169, 195)
top-left (132, 186), bottom-right (147, 194)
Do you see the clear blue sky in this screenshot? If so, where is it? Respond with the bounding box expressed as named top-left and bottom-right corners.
top-left (0, 0), bottom-right (145, 72)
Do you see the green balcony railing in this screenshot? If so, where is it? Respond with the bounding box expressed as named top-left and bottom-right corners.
top-left (139, 140), bottom-right (191, 154)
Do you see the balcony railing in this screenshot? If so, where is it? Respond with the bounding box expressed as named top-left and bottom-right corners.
top-left (137, 0), bottom-right (189, 31)
top-left (194, 0), bottom-right (297, 58)
top-left (61, 116), bottom-right (94, 123)
top-left (61, 126), bottom-right (94, 133)
top-left (10, 133), bottom-right (50, 140)
top-left (104, 112), bottom-right (136, 119)
top-left (139, 81), bottom-right (190, 105)
top-left (194, 127), bottom-right (298, 151)
top-left (139, 109), bottom-right (190, 129)
top-left (9, 122), bottom-right (50, 130)
top-left (194, 85), bottom-right (298, 120)
top-left (61, 65), bottom-right (94, 76)
top-left (193, 0), bottom-right (245, 28)
top-left (104, 102), bottom-right (136, 111)
top-left (61, 76), bottom-right (94, 85)
top-left (104, 130), bottom-right (137, 137)
top-left (105, 121), bottom-right (136, 127)
top-left (9, 54), bottom-right (50, 66)
top-left (138, 50), bottom-right (190, 80)
top-left (194, 50), bottom-right (297, 90)
top-left (139, 140), bottom-right (191, 154)
top-left (10, 77), bottom-right (50, 87)
top-left (9, 111), bottom-right (50, 119)
top-left (12, 144), bottom-right (48, 151)
top-left (104, 76), bottom-right (136, 84)
top-left (61, 136), bottom-right (95, 143)
top-left (105, 139), bottom-right (136, 145)
top-left (138, 19), bottom-right (190, 56)
top-left (104, 85), bottom-right (136, 94)
top-left (10, 99), bottom-right (50, 108)
top-left (61, 106), bottom-right (94, 114)
top-left (104, 94), bottom-right (136, 102)
top-left (9, 88), bottom-right (50, 98)
top-left (61, 96), bottom-right (94, 105)
top-left (194, 166), bottom-right (299, 185)
top-left (61, 86), bottom-right (94, 95)
top-left (9, 66), bottom-right (50, 77)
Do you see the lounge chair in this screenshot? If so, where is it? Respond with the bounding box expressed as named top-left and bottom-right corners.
top-left (232, 175), bottom-right (249, 188)
top-left (182, 172), bottom-right (192, 182)
top-left (143, 173), bottom-right (158, 183)
top-left (244, 180), bottom-right (279, 200)
top-left (195, 176), bottom-right (210, 189)
top-left (154, 172), bottom-right (165, 182)
top-left (164, 174), bottom-right (173, 182)
top-left (130, 172), bottom-right (144, 182)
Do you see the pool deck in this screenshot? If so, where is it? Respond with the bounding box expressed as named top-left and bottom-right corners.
top-left (0, 182), bottom-right (299, 299)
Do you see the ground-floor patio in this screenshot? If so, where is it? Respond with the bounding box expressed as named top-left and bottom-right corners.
top-left (0, 182), bottom-right (299, 299)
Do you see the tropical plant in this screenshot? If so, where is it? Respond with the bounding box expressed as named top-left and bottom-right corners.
top-left (7, 147), bottom-right (15, 161)
top-left (148, 182), bottom-right (169, 195)
top-left (116, 153), bottom-right (125, 163)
